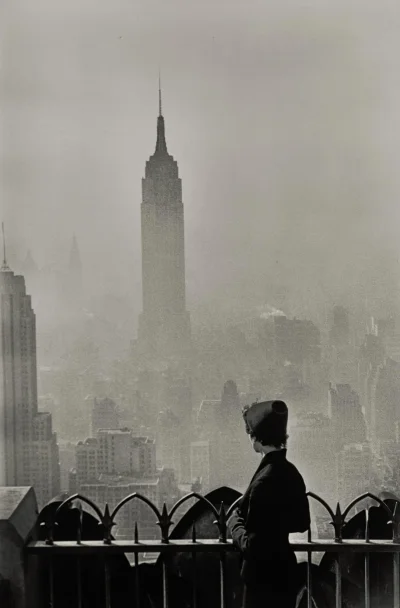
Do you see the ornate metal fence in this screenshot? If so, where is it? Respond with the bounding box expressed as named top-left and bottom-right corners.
top-left (25, 490), bottom-right (400, 608)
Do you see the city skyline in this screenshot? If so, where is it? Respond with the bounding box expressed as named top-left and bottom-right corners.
top-left (3, 3), bottom-right (400, 606)
top-left (1, 0), bottom-right (400, 517)
top-left (2, 0), bottom-right (400, 329)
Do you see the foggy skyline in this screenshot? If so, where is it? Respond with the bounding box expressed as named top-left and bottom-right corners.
top-left (2, 0), bottom-right (400, 329)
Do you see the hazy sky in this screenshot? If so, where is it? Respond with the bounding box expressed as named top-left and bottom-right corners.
top-left (2, 0), bottom-right (400, 324)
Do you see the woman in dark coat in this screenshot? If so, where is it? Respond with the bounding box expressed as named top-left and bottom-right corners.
top-left (227, 400), bottom-right (311, 608)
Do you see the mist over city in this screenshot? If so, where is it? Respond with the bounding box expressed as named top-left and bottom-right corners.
top-left (3, 0), bottom-right (400, 317)
top-left (2, 2), bottom-right (400, 606)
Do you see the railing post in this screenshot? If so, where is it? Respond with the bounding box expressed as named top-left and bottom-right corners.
top-left (331, 503), bottom-right (343, 608)
top-left (134, 523), bottom-right (141, 608)
top-left (393, 502), bottom-right (400, 608)
top-left (307, 526), bottom-right (312, 608)
top-left (219, 550), bottom-right (227, 608)
top-left (392, 502), bottom-right (400, 543)
top-left (191, 524), bottom-right (198, 608)
top-left (365, 507), bottom-right (371, 608)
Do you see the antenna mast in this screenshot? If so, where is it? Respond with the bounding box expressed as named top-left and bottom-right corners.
top-left (1, 222), bottom-right (8, 269)
top-left (1, 222), bottom-right (10, 270)
top-left (158, 71), bottom-right (162, 116)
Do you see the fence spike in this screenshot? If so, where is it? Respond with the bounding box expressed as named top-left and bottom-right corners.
top-left (157, 502), bottom-right (173, 543)
top-left (330, 502), bottom-right (343, 542)
top-left (212, 502), bottom-right (227, 543)
top-left (102, 503), bottom-right (115, 545)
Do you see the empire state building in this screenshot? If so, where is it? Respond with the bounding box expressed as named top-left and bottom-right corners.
top-left (138, 86), bottom-right (191, 358)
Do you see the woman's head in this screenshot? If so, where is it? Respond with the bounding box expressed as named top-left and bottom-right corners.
top-left (242, 400), bottom-right (289, 450)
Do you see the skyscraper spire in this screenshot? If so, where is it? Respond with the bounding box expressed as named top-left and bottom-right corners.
top-left (69, 234), bottom-right (82, 271)
top-left (155, 74), bottom-right (168, 155)
top-left (24, 250), bottom-right (38, 275)
top-left (1, 222), bottom-right (10, 271)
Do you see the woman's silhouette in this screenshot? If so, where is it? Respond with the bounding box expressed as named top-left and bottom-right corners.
top-left (227, 400), bottom-right (311, 608)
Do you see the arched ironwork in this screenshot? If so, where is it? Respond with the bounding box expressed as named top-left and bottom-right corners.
top-left (56, 493), bottom-right (104, 522)
top-left (111, 492), bottom-right (165, 543)
top-left (342, 492), bottom-right (392, 522)
top-left (38, 493), bottom-right (105, 545)
top-left (307, 491), bottom-right (336, 521)
top-left (306, 491), bottom-right (400, 542)
top-left (169, 491), bottom-right (220, 520)
top-left (37, 488), bottom-right (400, 545)
top-left (111, 492), bottom-right (162, 522)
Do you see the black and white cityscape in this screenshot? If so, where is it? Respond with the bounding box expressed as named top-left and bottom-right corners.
top-left (2, 0), bottom-right (400, 592)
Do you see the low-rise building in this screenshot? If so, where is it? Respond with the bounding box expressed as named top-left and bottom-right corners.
top-left (81, 467), bottom-right (180, 539)
top-left (336, 443), bottom-right (373, 506)
top-left (74, 430), bottom-right (156, 489)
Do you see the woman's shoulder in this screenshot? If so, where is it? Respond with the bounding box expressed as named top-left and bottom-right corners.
top-left (259, 457), bottom-right (305, 482)
top-left (284, 458), bottom-right (308, 486)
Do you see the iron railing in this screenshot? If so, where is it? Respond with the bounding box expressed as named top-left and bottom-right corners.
top-left (25, 490), bottom-right (400, 608)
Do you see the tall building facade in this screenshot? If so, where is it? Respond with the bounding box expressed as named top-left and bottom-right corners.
top-left (138, 88), bottom-right (191, 358)
top-left (65, 234), bottom-right (83, 314)
top-left (328, 383), bottom-right (367, 448)
top-left (0, 257), bottom-right (60, 506)
top-left (90, 397), bottom-right (119, 436)
top-left (190, 440), bottom-right (217, 492)
top-left (336, 443), bottom-right (373, 505)
top-left (193, 382), bottom-right (255, 491)
top-left (288, 413), bottom-right (336, 508)
top-left (328, 306), bottom-right (358, 386)
top-left (372, 357), bottom-right (400, 444)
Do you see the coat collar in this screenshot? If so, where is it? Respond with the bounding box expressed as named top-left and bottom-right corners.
top-left (249, 448), bottom-right (287, 484)
top-left (262, 448), bottom-right (287, 463)
top-left (238, 449), bottom-right (288, 512)
top-left (257, 447), bottom-right (286, 471)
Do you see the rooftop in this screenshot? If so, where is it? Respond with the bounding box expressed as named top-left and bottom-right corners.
top-left (92, 473), bottom-right (160, 486)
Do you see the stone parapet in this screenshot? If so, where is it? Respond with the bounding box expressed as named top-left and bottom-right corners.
top-left (0, 487), bottom-right (38, 608)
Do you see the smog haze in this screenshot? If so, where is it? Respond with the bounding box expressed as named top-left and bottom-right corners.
top-left (2, 0), bottom-right (400, 330)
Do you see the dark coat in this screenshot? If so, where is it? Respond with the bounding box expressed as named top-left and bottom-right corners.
top-left (228, 449), bottom-right (310, 607)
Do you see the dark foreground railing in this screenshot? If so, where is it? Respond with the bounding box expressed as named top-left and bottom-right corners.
top-left (25, 490), bottom-right (400, 608)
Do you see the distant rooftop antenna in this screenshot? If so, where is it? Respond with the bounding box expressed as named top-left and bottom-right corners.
top-left (158, 70), bottom-right (162, 117)
top-left (1, 222), bottom-right (9, 270)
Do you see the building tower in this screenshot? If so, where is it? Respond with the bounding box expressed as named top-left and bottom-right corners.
top-left (330, 306), bottom-right (350, 347)
top-left (0, 225), bottom-right (60, 505)
top-left (138, 82), bottom-right (191, 358)
top-left (65, 234), bottom-right (83, 310)
top-left (90, 397), bottom-right (120, 436)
